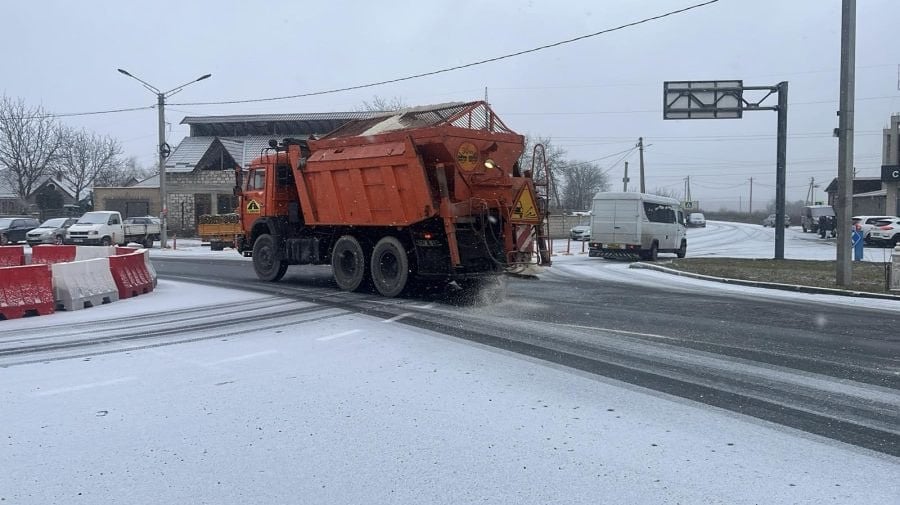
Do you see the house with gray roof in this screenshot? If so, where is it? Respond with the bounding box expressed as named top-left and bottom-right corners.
top-left (95, 111), bottom-right (375, 234)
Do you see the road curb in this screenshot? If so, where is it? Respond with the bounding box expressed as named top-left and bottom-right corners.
top-left (629, 262), bottom-right (900, 301)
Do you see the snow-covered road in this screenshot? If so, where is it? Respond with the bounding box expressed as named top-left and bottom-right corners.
top-left (2, 280), bottom-right (897, 504)
top-left (546, 221), bottom-right (900, 312)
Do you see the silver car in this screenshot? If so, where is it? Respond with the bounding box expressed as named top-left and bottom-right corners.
top-left (26, 217), bottom-right (79, 246)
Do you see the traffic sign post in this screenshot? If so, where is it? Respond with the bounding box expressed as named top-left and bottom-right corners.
top-left (664, 80), bottom-right (788, 259)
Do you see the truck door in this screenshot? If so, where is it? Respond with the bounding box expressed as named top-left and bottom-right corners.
top-left (108, 213), bottom-right (121, 244)
top-left (243, 167), bottom-right (266, 221)
top-left (614, 199), bottom-right (639, 245)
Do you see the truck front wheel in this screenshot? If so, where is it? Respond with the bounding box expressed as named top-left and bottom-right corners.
top-left (371, 236), bottom-right (409, 297)
top-left (332, 235), bottom-right (368, 292)
top-left (253, 234), bottom-right (287, 282)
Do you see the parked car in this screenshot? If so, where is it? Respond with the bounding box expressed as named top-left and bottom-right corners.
top-left (26, 217), bottom-right (79, 246)
top-left (762, 214), bottom-right (791, 228)
top-left (867, 217), bottom-right (900, 247)
top-left (686, 212), bottom-right (706, 227)
top-left (66, 211), bottom-right (160, 247)
top-left (0, 216), bottom-right (41, 245)
top-left (800, 205), bottom-right (834, 233)
top-left (570, 225), bottom-right (591, 241)
top-left (853, 215), bottom-right (898, 242)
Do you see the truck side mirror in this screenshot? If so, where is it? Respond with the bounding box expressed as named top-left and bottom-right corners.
top-left (233, 185), bottom-right (241, 196)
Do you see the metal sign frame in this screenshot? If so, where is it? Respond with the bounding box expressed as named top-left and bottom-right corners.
top-left (663, 80), bottom-right (744, 119)
top-left (662, 79), bottom-right (789, 260)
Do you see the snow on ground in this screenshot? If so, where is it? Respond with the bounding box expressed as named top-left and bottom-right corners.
top-left (552, 220), bottom-right (894, 263)
top-left (2, 282), bottom-right (897, 504)
top-left (546, 221), bottom-right (900, 311)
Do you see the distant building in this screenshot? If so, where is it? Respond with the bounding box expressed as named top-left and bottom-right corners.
top-left (0, 176), bottom-right (24, 215)
top-left (94, 111), bottom-right (375, 234)
top-left (824, 113), bottom-right (900, 217)
top-left (883, 113), bottom-right (900, 215)
top-left (824, 177), bottom-right (885, 215)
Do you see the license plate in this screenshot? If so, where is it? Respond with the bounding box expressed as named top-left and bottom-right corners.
top-left (607, 243), bottom-right (623, 249)
top-left (72, 238), bottom-right (84, 243)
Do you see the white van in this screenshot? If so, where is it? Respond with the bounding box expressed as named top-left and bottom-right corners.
top-left (588, 192), bottom-right (687, 261)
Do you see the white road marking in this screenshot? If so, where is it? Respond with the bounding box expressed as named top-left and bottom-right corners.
top-left (409, 303), bottom-right (435, 309)
top-left (35, 377), bottom-right (137, 397)
top-left (203, 350), bottom-right (278, 366)
top-left (382, 313), bottom-right (413, 323)
top-left (553, 322), bottom-right (681, 341)
top-left (316, 329), bottom-right (362, 342)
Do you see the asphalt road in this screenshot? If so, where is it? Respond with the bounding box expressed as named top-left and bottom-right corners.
top-left (149, 255), bottom-right (900, 457)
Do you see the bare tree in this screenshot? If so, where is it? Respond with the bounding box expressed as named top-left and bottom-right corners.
top-left (93, 156), bottom-right (152, 187)
top-left (0, 96), bottom-right (65, 198)
top-left (518, 136), bottom-right (566, 209)
top-left (651, 187), bottom-right (681, 200)
top-left (559, 160), bottom-right (609, 211)
top-left (357, 95), bottom-right (407, 112)
top-left (56, 128), bottom-right (122, 200)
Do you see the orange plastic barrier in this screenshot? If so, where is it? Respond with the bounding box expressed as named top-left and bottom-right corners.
top-left (108, 252), bottom-right (153, 299)
top-left (30, 245), bottom-right (77, 265)
top-left (0, 264), bottom-right (55, 320)
top-left (0, 245), bottom-right (25, 267)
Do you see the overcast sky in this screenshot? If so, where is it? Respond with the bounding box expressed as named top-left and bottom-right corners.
top-left (2, 0), bottom-right (898, 210)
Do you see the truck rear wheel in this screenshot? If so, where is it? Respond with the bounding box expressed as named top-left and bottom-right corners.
top-left (253, 234), bottom-right (287, 282)
top-left (371, 236), bottom-right (409, 297)
top-left (332, 235), bottom-right (368, 292)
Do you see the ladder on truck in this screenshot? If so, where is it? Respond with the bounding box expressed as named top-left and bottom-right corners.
top-left (530, 143), bottom-right (552, 266)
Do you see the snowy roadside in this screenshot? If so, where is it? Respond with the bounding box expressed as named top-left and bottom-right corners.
top-left (2, 281), bottom-right (896, 505)
top-left (545, 221), bottom-right (900, 307)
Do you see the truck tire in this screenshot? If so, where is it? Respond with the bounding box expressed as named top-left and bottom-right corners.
top-left (143, 236), bottom-right (154, 248)
top-left (641, 241), bottom-right (659, 261)
top-left (370, 236), bottom-right (410, 297)
top-left (331, 235), bottom-right (367, 292)
top-left (101, 236), bottom-right (111, 247)
top-left (676, 239), bottom-right (687, 258)
top-left (252, 234), bottom-right (287, 282)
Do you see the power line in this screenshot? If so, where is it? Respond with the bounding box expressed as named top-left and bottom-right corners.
top-left (9, 105), bottom-right (156, 120)
top-left (168, 0), bottom-right (721, 107)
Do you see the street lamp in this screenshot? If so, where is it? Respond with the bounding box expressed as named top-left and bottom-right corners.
top-left (117, 68), bottom-right (211, 249)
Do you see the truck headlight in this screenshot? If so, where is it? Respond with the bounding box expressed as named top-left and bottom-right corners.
top-left (89, 230), bottom-right (99, 235)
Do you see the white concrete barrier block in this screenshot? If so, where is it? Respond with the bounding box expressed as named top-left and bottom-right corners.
top-left (74, 245), bottom-right (117, 261)
top-left (51, 258), bottom-right (119, 311)
top-left (139, 248), bottom-right (158, 288)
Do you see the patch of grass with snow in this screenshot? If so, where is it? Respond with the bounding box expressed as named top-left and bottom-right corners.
top-left (664, 258), bottom-right (892, 294)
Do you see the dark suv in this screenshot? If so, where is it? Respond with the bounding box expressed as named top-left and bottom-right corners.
top-left (0, 216), bottom-right (41, 245)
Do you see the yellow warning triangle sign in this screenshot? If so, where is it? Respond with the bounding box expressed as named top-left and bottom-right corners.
top-left (511, 185), bottom-right (540, 224)
top-left (246, 199), bottom-right (261, 214)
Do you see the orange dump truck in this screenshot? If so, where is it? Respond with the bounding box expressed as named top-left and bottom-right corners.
top-left (235, 101), bottom-right (549, 297)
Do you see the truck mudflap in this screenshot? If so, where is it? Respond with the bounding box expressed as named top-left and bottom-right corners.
top-left (588, 242), bottom-right (643, 259)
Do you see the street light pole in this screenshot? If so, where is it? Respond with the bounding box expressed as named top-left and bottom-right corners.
top-left (117, 69), bottom-right (211, 249)
top-left (156, 92), bottom-right (167, 248)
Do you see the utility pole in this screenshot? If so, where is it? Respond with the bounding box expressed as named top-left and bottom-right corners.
top-left (805, 176), bottom-right (816, 205)
top-left (774, 81), bottom-right (788, 260)
top-left (118, 69), bottom-right (211, 250)
top-left (638, 137), bottom-right (646, 193)
top-left (836, 0), bottom-right (855, 286)
top-left (622, 161), bottom-right (629, 192)
top-left (749, 177), bottom-right (753, 214)
top-left (156, 92), bottom-right (166, 247)
top-left (683, 176), bottom-right (692, 203)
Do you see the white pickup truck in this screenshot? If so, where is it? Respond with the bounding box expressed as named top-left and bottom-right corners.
top-left (65, 211), bottom-right (160, 248)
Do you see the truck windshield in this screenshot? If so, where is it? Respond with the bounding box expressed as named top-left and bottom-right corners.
top-left (77, 213), bottom-right (110, 224)
top-left (247, 169), bottom-right (265, 190)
